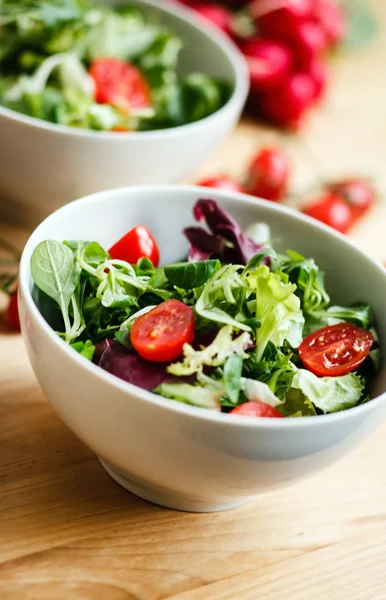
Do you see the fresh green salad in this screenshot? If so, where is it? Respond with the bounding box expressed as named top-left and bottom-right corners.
top-left (30, 199), bottom-right (379, 418)
top-left (0, 0), bottom-right (231, 131)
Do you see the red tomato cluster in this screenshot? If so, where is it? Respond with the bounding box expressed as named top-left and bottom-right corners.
top-left (197, 146), bottom-right (376, 232)
top-left (175, 0), bottom-right (346, 128)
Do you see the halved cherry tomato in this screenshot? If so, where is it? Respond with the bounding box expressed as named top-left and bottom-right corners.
top-left (7, 291), bottom-right (20, 331)
top-left (298, 322), bottom-right (374, 377)
top-left (108, 226), bottom-right (160, 267)
top-left (230, 401), bottom-right (284, 418)
top-left (130, 300), bottom-right (195, 362)
top-left (89, 58), bottom-right (151, 112)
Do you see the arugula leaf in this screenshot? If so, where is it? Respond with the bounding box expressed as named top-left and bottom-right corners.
top-left (291, 369), bottom-right (364, 413)
top-left (164, 260), bottom-right (220, 290)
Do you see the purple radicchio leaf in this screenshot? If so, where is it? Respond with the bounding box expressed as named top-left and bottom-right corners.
top-left (93, 339), bottom-right (195, 391)
top-left (184, 227), bottom-right (224, 262)
top-left (186, 199), bottom-right (265, 265)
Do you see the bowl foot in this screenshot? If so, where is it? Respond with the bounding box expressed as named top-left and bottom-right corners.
top-left (99, 458), bottom-right (252, 513)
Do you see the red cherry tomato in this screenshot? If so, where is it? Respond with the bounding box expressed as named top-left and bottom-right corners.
top-left (259, 72), bottom-right (315, 128)
top-left (299, 322), bottom-right (374, 377)
top-left (130, 300), bottom-right (195, 363)
top-left (303, 192), bottom-right (353, 233)
top-left (330, 179), bottom-right (375, 220)
top-left (230, 401), bottom-right (284, 418)
top-left (89, 58), bottom-right (151, 112)
top-left (254, 0), bottom-right (312, 35)
top-left (314, 0), bottom-right (347, 48)
top-left (239, 39), bottom-right (292, 92)
top-left (7, 291), bottom-right (20, 330)
top-left (190, 3), bottom-right (232, 34)
top-left (197, 176), bottom-right (244, 193)
top-left (288, 21), bottom-right (327, 68)
top-left (247, 147), bottom-right (290, 201)
top-left (305, 57), bottom-right (328, 101)
top-left (108, 226), bottom-right (160, 267)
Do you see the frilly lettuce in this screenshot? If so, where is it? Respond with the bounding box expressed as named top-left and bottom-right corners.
top-left (291, 369), bottom-right (364, 413)
top-left (249, 265), bottom-right (305, 361)
top-left (167, 325), bottom-right (252, 376)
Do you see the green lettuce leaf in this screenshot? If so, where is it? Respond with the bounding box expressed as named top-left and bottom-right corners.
top-left (154, 383), bottom-right (221, 410)
top-left (250, 265), bottom-right (304, 361)
top-left (291, 369), bottom-right (365, 413)
top-left (278, 388), bottom-right (317, 417)
top-left (168, 325), bottom-right (252, 376)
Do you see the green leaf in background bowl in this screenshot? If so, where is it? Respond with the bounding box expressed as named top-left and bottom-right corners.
top-left (340, 0), bottom-right (378, 50)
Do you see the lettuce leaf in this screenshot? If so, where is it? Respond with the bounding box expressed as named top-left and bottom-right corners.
top-left (250, 265), bottom-right (304, 361)
top-left (168, 325), bottom-right (252, 376)
top-left (291, 369), bottom-right (364, 413)
top-left (154, 383), bottom-right (221, 410)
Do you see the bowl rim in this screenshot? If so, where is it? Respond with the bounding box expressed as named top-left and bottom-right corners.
top-left (19, 184), bottom-right (386, 429)
top-left (0, 0), bottom-right (249, 140)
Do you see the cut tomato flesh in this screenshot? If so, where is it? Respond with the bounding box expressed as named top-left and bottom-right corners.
top-left (130, 300), bottom-right (195, 363)
top-left (298, 322), bottom-right (374, 376)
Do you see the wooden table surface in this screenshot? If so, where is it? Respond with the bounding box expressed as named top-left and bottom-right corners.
top-left (1, 2), bottom-right (386, 598)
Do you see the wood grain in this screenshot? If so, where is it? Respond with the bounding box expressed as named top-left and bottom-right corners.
top-left (1, 0), bottom-right (386, 597)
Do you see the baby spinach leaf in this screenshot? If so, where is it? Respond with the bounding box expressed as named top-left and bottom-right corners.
top-left (31, 240), bottom-right (78, 334)
top-left (82, 241), bottom-right (109, 268)
top-left (164, 260), bottom-right (220, 290)
top-left (223, 354), bottom-right (243, 405)
top-left (32, 283), bottom-right (65, 332)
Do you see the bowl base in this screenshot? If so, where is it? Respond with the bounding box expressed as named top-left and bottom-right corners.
top-left (99, 458), bottom-right (252, 513)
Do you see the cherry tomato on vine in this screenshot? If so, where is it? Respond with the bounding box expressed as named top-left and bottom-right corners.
top-left (108, 226), bottom-right (160, 266)
top-left (303, 192), bottom-right (353, 233)
top-left (230, 401), bottom-right (284, 418)
top-left (298, 322), bottom-right (374, 377)
top-left (89, 58), bottom-right (151, 112)
top-left (130, 300), bottom-right (195, 362)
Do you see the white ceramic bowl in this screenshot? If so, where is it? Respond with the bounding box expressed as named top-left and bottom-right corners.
top-left (0, 0), bottom-right (248, 227)
top-left (19, 186), bottom-right (386, 512)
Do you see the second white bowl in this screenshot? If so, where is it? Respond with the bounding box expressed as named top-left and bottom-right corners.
top-left (0, 0), bottom-right (249, 226)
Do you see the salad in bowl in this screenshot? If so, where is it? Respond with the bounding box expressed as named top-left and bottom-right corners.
top-left (0, 0), bottom-right (231, 132)
top-left (30, 199), bottom-right (379, 418)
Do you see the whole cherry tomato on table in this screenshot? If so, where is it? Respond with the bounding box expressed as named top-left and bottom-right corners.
top-left (89, 58), bottom-right (151, 112)
top-left (303, 191), bottom-right (353, 233)
top-left (298, 323), bottom-right (374, 377)
top-left (130, 300), bottom-right (195, 362)
top-left (330, 179), bottom-right (375, 219)
top-left (247, 147), bottom-right (290, 201)
top-left (239, 39), bottom-right (292, 92)
top-left (108, 226), bottom-right (160, 267)
top-left (230, 401), bottom-right (284, 418)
